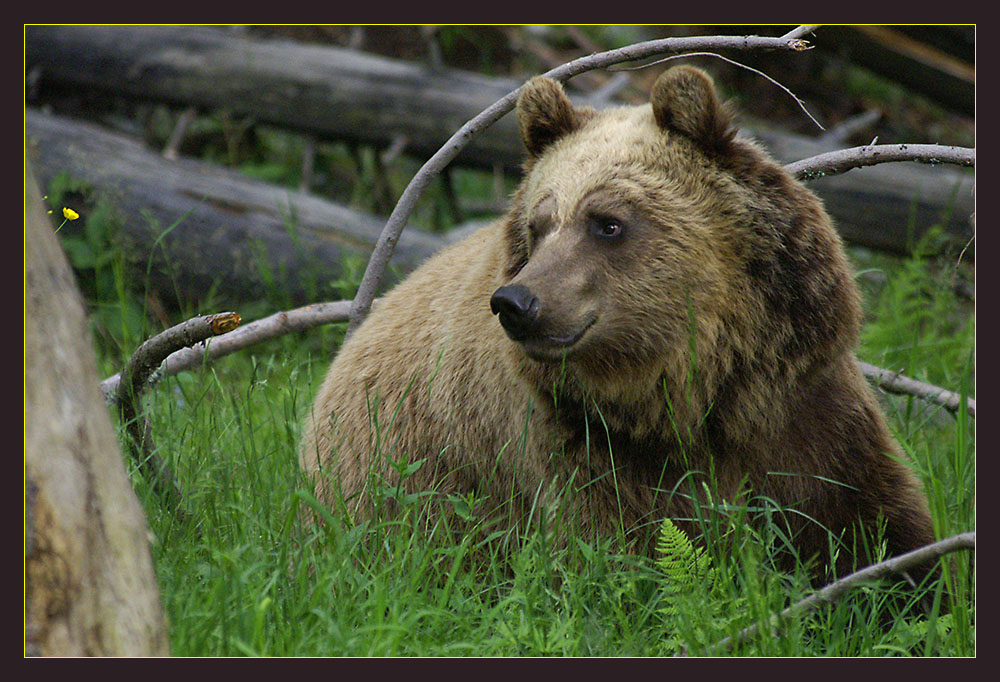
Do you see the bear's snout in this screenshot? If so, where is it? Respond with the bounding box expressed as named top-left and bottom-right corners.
top-left (491, 284), bottom-right (540, 340)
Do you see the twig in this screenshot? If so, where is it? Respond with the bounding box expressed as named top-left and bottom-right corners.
top-left (162, 106), bottom-right (197, 161)
top-left (781, 25), bottom-right (822, 40)
top-left (818, 108), bottom-right (881, 145)
top-left (117, 312), bottom-right (243, 401)
top-left (786, 143), bottom-right (975, 180)
top-left (859, 361), bottom-right (975, 417)
top-left (115, 312), bottom-right (241, 518)
top-left (612, 51), bottom-right (826, 131)
top-left (710, 532), bottom-right (976, 654)
top-left (589, 72), bottom-right (633, 104)
top-left (100, 301), bottom-right (359, 399)
top-left (380, 134), bottom-right (409, 166)
top-left (345, 31), bottom-right (813, 336)
top-left (957, 234), bottom-right (975, 270)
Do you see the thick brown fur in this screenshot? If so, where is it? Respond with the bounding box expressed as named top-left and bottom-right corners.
top-left (301, 67), bottom-right (936, 585)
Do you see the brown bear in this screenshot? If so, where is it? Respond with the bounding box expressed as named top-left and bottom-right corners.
top-left (300, 66), bottom-right (936, 585)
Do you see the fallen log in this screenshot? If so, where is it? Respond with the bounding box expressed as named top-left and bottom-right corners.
top-left (24, 24), bottom-right (525, 172)
top-left (24, 24), bottom-right (974, 255)
top-left (25, 108), bottom-right (446, 306)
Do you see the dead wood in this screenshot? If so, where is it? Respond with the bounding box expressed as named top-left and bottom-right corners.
top-left (24, 158), bottom-right (170, 657)
top-left (25, 108), bottom-right (446, 306)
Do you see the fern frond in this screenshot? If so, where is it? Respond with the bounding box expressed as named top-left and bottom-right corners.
top-left (657, 517), bottom-right (714, 589)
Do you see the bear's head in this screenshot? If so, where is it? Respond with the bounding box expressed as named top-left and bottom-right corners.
top-left (491, 66), bottom-right (861, 417)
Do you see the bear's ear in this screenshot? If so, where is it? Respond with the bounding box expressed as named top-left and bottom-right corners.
top-left (517, 76), bottom-right (585, 157)
top-left (651, 66), bottom-right (736, 153)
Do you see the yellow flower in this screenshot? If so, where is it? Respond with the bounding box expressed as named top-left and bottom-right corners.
top-left (62, 207), bottom-right (80, 221)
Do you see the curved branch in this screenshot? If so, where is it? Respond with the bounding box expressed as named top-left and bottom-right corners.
top-left (711, 532), bottom-right (976, 654)
top-left (346, 31), bottom-right (813, 336)
top-left (786, 143), bottom-right (975, 180)
top-left (616, 50), bottom-right (825, 131)
top-left (115, 311), bottom-right (240, 517)
top-left (115, 312), bottom-right (242, 405)
top-left (100, 302), bottom-right (358, 399)
top-left (860, 361), bottom-right (975, 417)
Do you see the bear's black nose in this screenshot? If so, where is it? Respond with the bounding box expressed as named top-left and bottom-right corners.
top-left (490, 284), bottom-right (539, 340)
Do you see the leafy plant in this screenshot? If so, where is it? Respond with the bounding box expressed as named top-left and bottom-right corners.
top-left (655, 517), bottom-right (718, 614)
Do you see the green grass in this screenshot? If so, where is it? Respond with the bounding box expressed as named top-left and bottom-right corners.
top-left (97, 231), bottom-right (974, 657)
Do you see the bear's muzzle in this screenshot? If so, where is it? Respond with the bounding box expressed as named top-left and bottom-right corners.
top-left (490, 284), bottom-right (540, 341)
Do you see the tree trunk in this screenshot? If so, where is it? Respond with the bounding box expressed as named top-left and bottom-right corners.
top-left (24, 158), bottom-right (170, 656)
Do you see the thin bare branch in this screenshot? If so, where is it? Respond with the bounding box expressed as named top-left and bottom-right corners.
top-left (615, 50), bottom-right (825, 131)
top-left (116, 312), bottom-right (242, 404)
top-left (345, 31), bottom-right (813, 336)
top-left (162, 106), bottom-right (197, 161)
top-left (787, 143), bottom-right (975, 180)
top-left (818, 108), bottom-right (881, 144)
top-left (782, 25), bottom-right (822, 40)
top-left (100, 301), bottom-right (360, 399)
top-left (860, 361), bottom-right (975, 417)
top-left (711, 532), bottom-right (976, 654)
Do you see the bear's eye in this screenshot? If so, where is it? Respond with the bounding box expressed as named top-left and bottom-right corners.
top-left (590, 216), bottom-right (625, 241)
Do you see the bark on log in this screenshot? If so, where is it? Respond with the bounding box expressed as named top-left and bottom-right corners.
top-left (24, 24), bottom-right (974, 256)
top-left (25, 108), bottom-right (446, 306)
top-left (24, 157), bottom-right (170, 656)
top-left (24, 24), bottom-right (525, 171)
